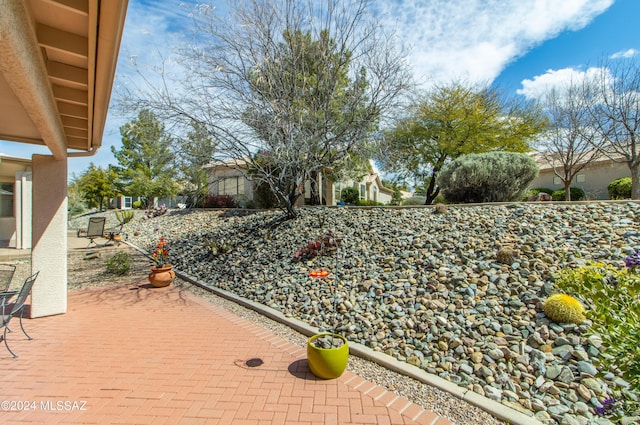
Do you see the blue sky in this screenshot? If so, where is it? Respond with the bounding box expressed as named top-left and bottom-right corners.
top-left (1, 0), bottom-right (638, 179)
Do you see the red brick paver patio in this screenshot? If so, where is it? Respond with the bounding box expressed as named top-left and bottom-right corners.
top-left (0, 281), bottom-right (453, 425)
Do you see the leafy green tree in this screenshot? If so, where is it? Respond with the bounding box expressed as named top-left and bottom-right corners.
top-left (377, 82), bottom-right (547, 204)
top-left (74, 163), bottom-right (117, 211)
top-left (112, 109), bottom-right (178, 207)
top-left (175, 121), bottom-right (217, 207)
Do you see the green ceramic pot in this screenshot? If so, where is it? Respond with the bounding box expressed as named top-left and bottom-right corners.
top-left (307, 333), bottom-right (349, 379)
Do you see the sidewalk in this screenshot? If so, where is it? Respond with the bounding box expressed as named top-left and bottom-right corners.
top-left (0, 238), bottom-right (455, 425)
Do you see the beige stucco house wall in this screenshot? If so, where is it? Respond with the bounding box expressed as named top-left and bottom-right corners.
top-left (530, 154), bottom-right (630, 200)
top-left (206, 162), bottom-right (255, 204)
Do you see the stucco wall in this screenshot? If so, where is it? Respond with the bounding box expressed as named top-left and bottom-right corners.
top-left (530, 160), bottom-right (630, 200)
top-left (31, 155), bottom-right (67, 318)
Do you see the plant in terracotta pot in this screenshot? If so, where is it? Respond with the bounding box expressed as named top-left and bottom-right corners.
top-left (148, 237), bottom-right (174, 287)
top-left (297, 230), bottom-right (349, 379)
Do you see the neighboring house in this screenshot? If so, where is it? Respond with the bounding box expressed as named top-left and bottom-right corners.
top-left (204, 160), bottom-right (395, 206)
top-left (328, 172), bottom-right (395, 205)
top-left (109, 195), bottom-right (146, 210)
top-left (0, 154), bottom-right (32, 249)
top-left (529, 150), bottom-right (630, 199)
top-left (204, 159), bottom-right (254, 203)
top-left (109, 195), bottom-right (185, 209)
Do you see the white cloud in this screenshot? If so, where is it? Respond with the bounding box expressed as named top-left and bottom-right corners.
top-left (516, 66), bottom-right (610, 100)
top-left (610, 48), bottom-right (638, 59)
top-left (374, 0), bottom-right (613, 86)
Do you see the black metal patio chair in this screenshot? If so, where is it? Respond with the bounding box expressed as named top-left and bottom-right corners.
top-left (0, 271), bottom-right (39, 358)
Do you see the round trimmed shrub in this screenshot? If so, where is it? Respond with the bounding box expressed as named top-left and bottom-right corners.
top-left (437, 152), bottom-right (539, 203)
top-left (543, 294), bottom-right (586, 324)
top-left (551, 187), bottom-right (585, 201)
top-left (608, 177), bottom-right (632, 199)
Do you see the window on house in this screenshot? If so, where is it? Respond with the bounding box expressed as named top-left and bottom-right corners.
top-left (334, 183), bottom-right (341, 201)
top-left (359, 184), bottom-right (366, 200)
top-left (123, 196), bottom-right (132, 209)
top-left (576, 174), bottom-right (585, 183)
top-left (0, 183), bottom-right (13, 217)
top-left (553, 177), bottom-right (561, 185)
top-left (220, 177), bottom-right (244, 196)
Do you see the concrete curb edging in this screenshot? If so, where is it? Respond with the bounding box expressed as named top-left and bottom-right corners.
top-left (126, 241), bottom-right (543, 425)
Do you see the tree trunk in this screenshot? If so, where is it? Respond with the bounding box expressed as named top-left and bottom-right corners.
top-left (564, 181), bottom-right (572, 201)
top-left (284, 189), bottom-right (301, 219)
top-left (309, 171), bottom-right (321, 205)
top-left (424, 155), bottom-right (446, 205)
top-left (424, 170), bottom-right (440, 205)
top-left (631, 162), bottom-right (640, 199)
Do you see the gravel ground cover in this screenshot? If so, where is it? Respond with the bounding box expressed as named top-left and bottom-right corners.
top-left (68, 202), bottom-right (640, 424)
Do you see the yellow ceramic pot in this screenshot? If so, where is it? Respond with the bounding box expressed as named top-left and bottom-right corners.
top-left (307, 333), bottom-right (349, 379)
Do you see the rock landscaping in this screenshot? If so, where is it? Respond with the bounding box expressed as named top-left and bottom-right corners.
top-left (75, 202), bottom-right (640, 424)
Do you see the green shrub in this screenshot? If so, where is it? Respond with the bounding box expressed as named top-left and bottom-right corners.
top-left (340, 187), bottom-right (360, 205)
top-left (551, 187), bottom-right (585, 201)
top-left (523, 187), bottom-right (553, 200)
top-left (356, 200), bottom-right (383, 206)
top-left (105, 252), bottom-right (133, 276)
top-left (431, 194), bottom-right (448, 204)
top-left (608, 177), bottom-right (632, 199)
top-left (542, 293), bottom-right (586, 324)
top-left (437, 152), bottom-right (539, 203)
top-left (555, 262), bottom-right (640, 402)
top-left (69, 203), bottom-right (87, 216)
top-left (132, 200), bottom-right (143, 209)
top-left (401, 196), bottom-right (427, 205)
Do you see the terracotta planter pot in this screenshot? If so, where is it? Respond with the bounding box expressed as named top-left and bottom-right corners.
top-left (307, 333), bottom-right (349, 379)
top-left (148, 265), bottom-right (175, 288)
